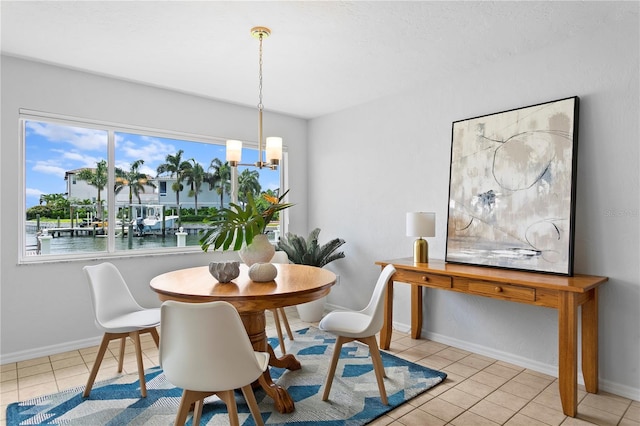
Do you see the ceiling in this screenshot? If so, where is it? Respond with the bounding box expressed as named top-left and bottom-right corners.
top-left (1, 1), bottom-right (635, 119)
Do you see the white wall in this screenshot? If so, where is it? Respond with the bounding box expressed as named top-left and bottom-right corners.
top-left (309, 15), bottom-right (639, 399)
top-left (0, 56), bottom-right (308, 360)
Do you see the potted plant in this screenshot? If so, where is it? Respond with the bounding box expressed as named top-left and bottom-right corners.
top-left (277, 228), bottom-right (346, 321)
top-left (200, 190), bottom-right (293, 265)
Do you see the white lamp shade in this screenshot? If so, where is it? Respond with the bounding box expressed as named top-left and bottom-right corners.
top-left (226, 139), bottom-right (243, 163)
top-left (265, 137), bottom-right (282, 163)
top-left (406, 212), bottom-right (436, 237)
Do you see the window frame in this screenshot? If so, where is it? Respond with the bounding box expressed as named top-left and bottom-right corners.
top-left (19, 109), bottom-right (286, 264)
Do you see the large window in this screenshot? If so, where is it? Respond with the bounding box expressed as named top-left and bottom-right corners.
top-left (21, 111), bottom-right (284, 262)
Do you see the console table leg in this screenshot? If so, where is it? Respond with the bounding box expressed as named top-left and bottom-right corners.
top-left (582, 288), bottom-right (599, 394)
top-left (411, 285), bottom-right (423, 339)
top-left (380, 279), bottom-right (394, 350)
top-left (559, 292), bottom-right (578, 417)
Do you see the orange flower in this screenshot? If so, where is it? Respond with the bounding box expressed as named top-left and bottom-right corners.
top-left (263, 194), bottom-right (279, 204)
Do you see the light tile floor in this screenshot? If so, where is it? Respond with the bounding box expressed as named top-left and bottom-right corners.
top-left (1, 307), bottom-right (638, 426)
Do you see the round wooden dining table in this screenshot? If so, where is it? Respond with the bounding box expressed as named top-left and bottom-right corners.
top-left (149, 263), bottom-right (336, 414)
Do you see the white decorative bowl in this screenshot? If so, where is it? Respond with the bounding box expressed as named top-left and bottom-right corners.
top-left (208, 261), bottom-right (240, 283)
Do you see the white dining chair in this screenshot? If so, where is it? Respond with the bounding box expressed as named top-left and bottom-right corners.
top-left (82, 262), bottom-right (160, 398)
top-left (269, 251), bottom-right (295, 354)
top-left (160, 300), bottom-right (269, 426)
top-left (319, 264), bottom-right (396, 405)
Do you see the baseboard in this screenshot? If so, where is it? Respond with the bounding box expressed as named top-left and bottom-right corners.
top-left (598, 378), bottom-right (640, 402)
top-left (0, 336), bottom-right (103, 365)
top-left (390, 320), bottom-right (640, 402)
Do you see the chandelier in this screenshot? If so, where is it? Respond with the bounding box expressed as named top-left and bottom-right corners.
top-left (226, 26), bottom-right (282, 170)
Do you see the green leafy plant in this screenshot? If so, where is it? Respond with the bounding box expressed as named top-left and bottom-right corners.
top-left (276, 228), bottom-right (346, 268)
top-left (200, 190), bottom-right (293, 252)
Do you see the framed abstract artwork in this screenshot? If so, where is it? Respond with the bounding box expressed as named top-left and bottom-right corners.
top-left (445, 96), bottom-right (580, 275)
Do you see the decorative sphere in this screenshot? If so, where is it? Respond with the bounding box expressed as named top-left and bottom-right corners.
top-left (248, 262), bottom-right (278, 282)
top-left (208, 261), bottom-right (240, 283)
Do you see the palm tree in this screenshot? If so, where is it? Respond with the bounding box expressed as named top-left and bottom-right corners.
top-left (238, 169), bottom-right (261, 204)
top-left (156, 150), bottom-right (192, 209)
top-left (208, 158), bottom-right (232, 209)
top-left (185, 159), bottom-right (205, 214)
top-left (36, 193), bottom-right (70, 219)
top-left (77, 160), bottom-right (108, 219)
top-left (114, 159), bottom-right (156, 205)
top-left (39, 193), bottom-right (67, 207)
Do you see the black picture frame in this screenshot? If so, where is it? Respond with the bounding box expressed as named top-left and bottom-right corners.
top-left (445, 96), bottom-right (579, 276)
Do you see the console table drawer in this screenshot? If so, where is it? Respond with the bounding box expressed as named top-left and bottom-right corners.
top-left (393, 270), bottom-right (452, 289)
top-left (469, 280), bottom-right (536, 301)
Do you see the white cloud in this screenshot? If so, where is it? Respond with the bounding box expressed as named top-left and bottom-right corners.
top-left (61, 151), bottom-right (101, 168)
top-left (139, 164), bottom-right (156, 177)
top-left (26, 121), bottom-right (107, 151)
top-left (119, 135), bottom-right (176, 163)
top-left (32, 162), bottom-right (66, 178)
top-left (26, 188), bottom-right (44, 197)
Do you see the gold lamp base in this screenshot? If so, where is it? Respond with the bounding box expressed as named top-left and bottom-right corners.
top-left (413, 238), bottom-right (429, 263)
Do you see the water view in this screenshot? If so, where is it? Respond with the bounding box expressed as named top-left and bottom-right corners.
top-left (25, 226), bottom-right (203, 256)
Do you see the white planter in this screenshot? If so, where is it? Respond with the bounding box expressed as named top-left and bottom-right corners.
top-left (238, 234), bottom-right (275, 266)
top-left (296, 296), bottom-right (326, 322)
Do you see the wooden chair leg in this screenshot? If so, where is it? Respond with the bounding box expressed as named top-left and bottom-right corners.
top-left (130, 331), bottom-right (147, 397)
top-left (83, 333), bottom-right (111, 397)
top-left (192, 399), bottom-right (204, 426)
top-left (149, 327), bottom-right (160, 348)
top-left (241, 384), bottom-right (264, 426)
top-left (362, 335), bottom-right (388, 405)
top-left (279, 308), bottom-right (294, 340)
top-left (271, 309), bottom-right (287, 354)
top-left (322, 335), bottom-right (346, 401)
top-left (117, 336), bottom-right (126, 373)
top-left (175, 389), bottom-right (194, 426)
top-left (175, 390), bottom-right (212, 426)
top-left (217, 390), bottom-right (240, 426)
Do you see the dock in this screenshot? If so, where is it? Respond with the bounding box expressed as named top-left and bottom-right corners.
top-left (45, 227), bottom-right (106, 237)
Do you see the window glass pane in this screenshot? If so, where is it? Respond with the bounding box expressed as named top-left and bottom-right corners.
top-left (114, 132), bottom-right (229, 251)
top-left (22, 116), bottom-right (284, 260)
top-left (111, 136), bottom-right (283, 250)
top-left (24, 120), bottom-right (108, 256)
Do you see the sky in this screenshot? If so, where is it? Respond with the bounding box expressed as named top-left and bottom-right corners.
top-left (24, 120), bottom-right (281, 208)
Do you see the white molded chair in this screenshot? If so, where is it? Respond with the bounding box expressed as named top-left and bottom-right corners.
top-left (269, 251), bottom-right (295, 354)
top-left (160, 300), bottom-right (269, 426)
top-left (82, 262), bottom-right (160, 398)
top-left (319, 264), bottom-right (396, 405)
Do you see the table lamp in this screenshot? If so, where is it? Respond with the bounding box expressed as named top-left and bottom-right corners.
top-left (406, 212), bottom-right (436, 263)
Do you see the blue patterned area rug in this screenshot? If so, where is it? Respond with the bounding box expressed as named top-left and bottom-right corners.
top-left (7, 327), bottom-right (446, 425)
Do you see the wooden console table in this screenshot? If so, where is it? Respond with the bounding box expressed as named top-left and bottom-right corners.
top-left (375, 258), bottom-right (608, 417)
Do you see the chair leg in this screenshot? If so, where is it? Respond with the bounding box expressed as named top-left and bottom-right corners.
top-left (83, 333), bottom-right (111, 397)
top-left (129, 331), bottom-right (147, 397)
top-left (149, 327), bottom-right (160, 348)
top-left (279, 308), bottom-right (294, 340)
top-left (217, 390), bottom-right (240, 426)
top-left (322, 335), bottom-right (346, 401)
top-left (117, 336), bottom-right (126, 373)
top-left (271, 309), bottom-right (287, 354)
top-left (175, 390), bottom-right (213, 426)
top-left (361, 335), bottom-right (388, 405)
top-left (192, 399), bottom-right (204, 426)
top-left (241, 384), bottom-right (264, 426)
top-left (175, 389), bottom-right (194, 426)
